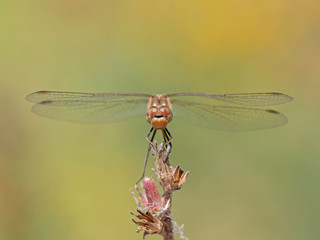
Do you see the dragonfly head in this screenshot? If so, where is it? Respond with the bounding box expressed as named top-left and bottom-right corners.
top-left (146, 95), bottom-right (173, 129)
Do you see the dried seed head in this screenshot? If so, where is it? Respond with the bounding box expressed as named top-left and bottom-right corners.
top-left (172, 166), bottom-right (189, 190)
top-left (131, 209), bottom-right (163, 235)
top-left (158, 165), bottom-right (189, 192)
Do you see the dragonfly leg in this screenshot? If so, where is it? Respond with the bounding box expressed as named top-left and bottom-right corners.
top-left (163, 128), bottom-right (173, 147)
top-left (146, 127), bottom-right (155, 144)
top-left (161, 128), bottom-right (172, 165)
top-left (164, 128), bottom-right (172, 139)
top-left (136, 128), bottom-right (157, 185)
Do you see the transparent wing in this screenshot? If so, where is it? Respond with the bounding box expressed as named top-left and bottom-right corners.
top-left (26, 91), bottom-right (150, 103)
top-left (171, 99), bottom-right (288, 131)
top-left (26, 91), bottom-right (149, 123)
top-left (168, 92), bottom-right (293, 106)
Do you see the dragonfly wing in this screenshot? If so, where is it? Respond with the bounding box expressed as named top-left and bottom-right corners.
top-left (169, 92), bottom-right (293, 106)
top-left (27, 91), bottom-right (149, 123)
top-left (26, 91), bottom-right (150, 103)
top-left (171, 99), bottom-right (288, 131)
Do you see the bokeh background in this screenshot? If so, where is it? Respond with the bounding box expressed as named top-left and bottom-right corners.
top-left (1, 0), bottom-right (319, 239)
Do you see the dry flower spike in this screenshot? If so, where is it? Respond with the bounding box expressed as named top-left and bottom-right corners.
top-left (131, 142), bottom-right (189, 240)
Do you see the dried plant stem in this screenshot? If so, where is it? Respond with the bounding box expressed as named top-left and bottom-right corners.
top-left (131, 142), bottom-right (189, 239)
top-left (153, 143), bottom-right (174, 240)
top-left (161, 195), bottom-right (173, 240)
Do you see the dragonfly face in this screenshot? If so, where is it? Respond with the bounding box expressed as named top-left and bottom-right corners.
top-left (146, 95), bottom-right (173, 130)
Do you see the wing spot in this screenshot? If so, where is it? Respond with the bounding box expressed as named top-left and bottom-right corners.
top-left (40, 100), bottom-right (54, 104)
top-left (266, 109), bottom-right (280, 114)
top-left (37, 91), bottom-right (50, 94)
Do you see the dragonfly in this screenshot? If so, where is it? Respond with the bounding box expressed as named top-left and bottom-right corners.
top-left (26, 91), bottom-right (293, 183)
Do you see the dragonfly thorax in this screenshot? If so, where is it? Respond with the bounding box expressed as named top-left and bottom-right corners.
top-left (146, 95), bottom-right (173, 130)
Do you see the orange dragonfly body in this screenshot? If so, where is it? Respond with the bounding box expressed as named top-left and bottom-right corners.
top-left (26, 91), bottom-right (293, 183)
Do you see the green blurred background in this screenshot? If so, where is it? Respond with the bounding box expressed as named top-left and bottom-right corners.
top-left (1, 0), bottom-right (319, 239)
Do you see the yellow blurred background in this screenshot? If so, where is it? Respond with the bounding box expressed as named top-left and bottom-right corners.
top-left (1, 0), bottom-right (319, 239)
